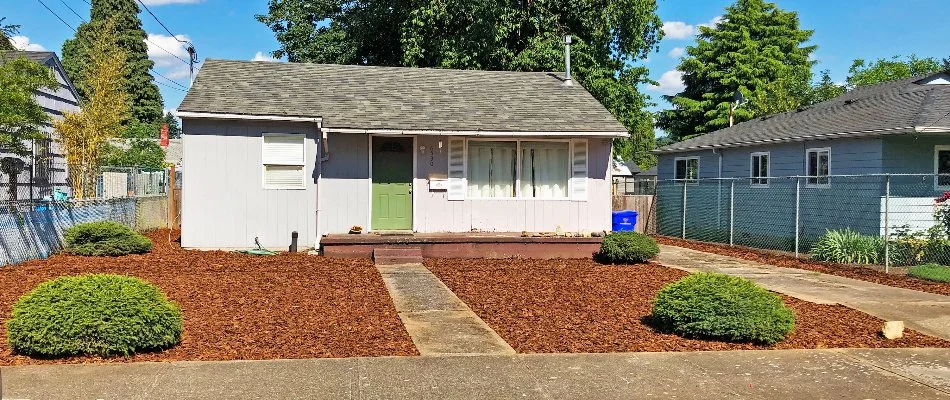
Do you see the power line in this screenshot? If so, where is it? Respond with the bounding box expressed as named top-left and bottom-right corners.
top-left (35, 0), bottom-right (76, 32)
top-left (135, 0), bottom-right (198, 83)
top-left (145, 36), bottom-right (189, 65)
top-left (136, 0), bottom-right (190, 50)
top-left (153, 76), bottom-right (188, 92)
top-left (151, 69), bottom-right (189, 90)
top-left (57, 0), bottom-right (85, 22)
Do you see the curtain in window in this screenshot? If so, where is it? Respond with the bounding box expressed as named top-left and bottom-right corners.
top-left (467, 141), bottom-right (516, 198)
top-left (520, 141), bottom-right (569, 198)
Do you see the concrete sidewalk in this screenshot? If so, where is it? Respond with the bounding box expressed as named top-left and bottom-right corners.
top-left (658, 244), bottom-right (950, 340)
top-left (2, 348), bottom-right (948, 399)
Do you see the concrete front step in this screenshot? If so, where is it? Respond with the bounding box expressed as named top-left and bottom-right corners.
top-left (373, 247), bottom-right (423, 265)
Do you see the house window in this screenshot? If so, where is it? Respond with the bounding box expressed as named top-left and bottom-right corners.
top-left (935, 145), bottom-right (950, 188)
top-left (805, 147), bottom-right (830, 186)
top-left (468, 141), bottom-right (517, 198)
top-left (674, 156), bottom-right (699, 182)
top-left (262, 134), bottom-right (306, 189)
top-left (520, 141), bottom-right (570, 198)
top-left (750, 152), bottom-right (769, 186)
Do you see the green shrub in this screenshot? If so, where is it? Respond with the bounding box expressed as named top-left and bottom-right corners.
top-left (6, 274), bottom-right (182, 358)
top-left (907, 264), bottom-right (950, 283)
top-left (63, 221), bottom-right (152, 256)
top-left (811, 229), bottom-right (884, 264)
top-left (651, 273), bottom-right (795, 344)
top-left (596, 232), bottom-right (659, 264)
top-left (920, 240), bottom-right (950, 265)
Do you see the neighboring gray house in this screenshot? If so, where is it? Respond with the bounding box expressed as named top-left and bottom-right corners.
top-left (654, 71), bottom-right (950, 249)
top-left (176, 59), bottom-right (625, 250)
top-left (0, 51), bottom-right (77, 200)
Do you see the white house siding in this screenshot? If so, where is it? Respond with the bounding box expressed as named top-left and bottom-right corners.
top-left (317, 132), bottom-right (370, 234)
top-left (181, 119), bottom-right (319, 250)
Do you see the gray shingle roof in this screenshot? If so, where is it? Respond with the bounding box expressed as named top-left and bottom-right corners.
top-left (178, 59), bottom-right (627, 133)
top-left (656, 71), bottom-right (950, 153)
top-left (0, 50), bottom-right (55, 65)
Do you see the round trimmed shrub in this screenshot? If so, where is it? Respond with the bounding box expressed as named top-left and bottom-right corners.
top-left (7, 274), bottom-right (183, 357)
top-left (651, 273), bottom-right (795, 344)
top-left (595, 232), bottom-right (659, 264)
top-left (64, 221), bottom-right (152, 256)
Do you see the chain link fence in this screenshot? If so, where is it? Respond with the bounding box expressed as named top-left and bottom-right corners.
top-left (0, 165), bottom-right (180, 266)
top-left (654, 174), bottom-right (950, 271)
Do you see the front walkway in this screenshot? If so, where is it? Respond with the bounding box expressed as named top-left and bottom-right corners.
top-left (658, 244), bottom-right (950, 340)
top-left (3, 348), bottom-right (948, 399)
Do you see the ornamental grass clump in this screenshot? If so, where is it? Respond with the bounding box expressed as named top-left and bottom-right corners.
top-left (811, 229), bottom-right (884, 264)
top-left (595, 232), bottom-right (659, 264)
top-left (7, 274), bottom-right (183, 358)
top-left (651, 273), bottom-right (795, 344)
top-left (907, 263), bottom-right (950, 283)
top-left (63, 221), bottom-right (152, 256)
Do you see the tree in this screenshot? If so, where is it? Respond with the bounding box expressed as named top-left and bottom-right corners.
top-left (847, 55), bottom-right (943, 88)
top-left (0, 54), bottom-right (58, 157)
top-left (55, 20), bottom-right (129, 198)
top-left (656, 0), bottom-right (816, 141)
top-left (257, 0), bottom-right (663, 168)
top-left (163, 111), bottom-right (181, 138)
top-left (0, 17), bottom-right (17, 51)
top-left (62, 0), bottom-right (163, 125)
top-left (101, 138), bottom-right (165, 169)
top-left (808, 69), bottom-right (845, 104)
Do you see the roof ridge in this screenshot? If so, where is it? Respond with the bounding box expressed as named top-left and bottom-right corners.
top-left (203, 58), bottom-right (561, 76)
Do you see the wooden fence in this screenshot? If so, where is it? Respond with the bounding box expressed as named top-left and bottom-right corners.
top-left (612, 194), bottom-right (656, 234)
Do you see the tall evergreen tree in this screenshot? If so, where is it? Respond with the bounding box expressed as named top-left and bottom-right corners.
top-left (656, 0), bottom-right (815, 141)
top-left (257, 0), bottom-right (663, 168)
top-left (62, 0), bottom-right (163, 125)
top-left (0, 18), bottom-right (17, 51)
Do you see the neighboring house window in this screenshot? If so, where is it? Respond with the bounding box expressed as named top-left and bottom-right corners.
top-left (466, 140), bottom-right (572, 199)
top-left (520, 141), bottom-right (570, 198)
top-left (674, 156), bottom-right (699, 182)
top-left (262, 134), bottom-right (306, 189)
top-left (750, 152), bottom-right (770, 186)
top-left (805, 147), bottom-right (830, 186)
top-left (935, 145), bottom-right (950, 188)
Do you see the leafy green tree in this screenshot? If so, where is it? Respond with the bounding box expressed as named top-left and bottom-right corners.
top-left (101, 138), bottom-right (166, 169)
top-left (62, 0), bottom-right (163, 125)
top-left (257, 0), bottom-right (663, 168)
top-left (163, 111), bottom-right (181, 139)
top-left (0, 53), bottom-right (58, 157)
top-left (656, 0), bottom-right (815, 141)
top-left (0, 18), bottom-right (18, 51)
top-left (808, 69), bottom-right (845, 104)
top-left (846, 55), bottom-right (943, 88)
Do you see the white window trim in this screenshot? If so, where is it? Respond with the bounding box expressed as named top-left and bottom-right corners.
top-left (262, 133), bottom-right (307, 190)
top-left (750, 151), bottom-right (770, 187)
top-left (466, 138), bottom-right (573, 201)
top-left (934, 145), bottom-right (950, 190)
top-left (804, 147), bottom-right (831, 188)
top-left (674, 156), bottom-right (700, 184)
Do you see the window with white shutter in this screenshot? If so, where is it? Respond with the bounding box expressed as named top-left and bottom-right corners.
top-left (447, 137), bottom-right (466, 200)
top-left (263, 134), bottom-right (306, 189)
top-left (570, 139), bottom-right (588, 201)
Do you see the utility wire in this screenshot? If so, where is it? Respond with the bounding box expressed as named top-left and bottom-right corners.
top-left (35, 0), bottom-right (76, 32)
top-left (57, 0), bottom-right (85, 22)
top-left (136, 0), bottom-right (191, 50)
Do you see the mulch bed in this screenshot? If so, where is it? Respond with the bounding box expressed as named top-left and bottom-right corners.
top-left (655, 236), bottom-right (950, 297)
top-left (426, 258), bottom-right (950, 353)
top-left (0, 230), bottom-right (417, 365)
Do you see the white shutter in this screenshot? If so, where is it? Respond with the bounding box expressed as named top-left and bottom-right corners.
top-left (571, 139), bottom-right (588, 201)
top-left (447, 137), bottom-right (466, 200)
top-left (264, 165), bottom-right (305, 188)
top-left (263, 135), bottom-right (305, 165)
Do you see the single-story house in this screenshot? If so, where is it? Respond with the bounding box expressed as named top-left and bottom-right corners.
top-left (176, 59), bottom-right (626, 250)
top-left (654, 71), bottom-right (950, 249)
top-left (0, 51), bottom-right (77, 200)
top-left (612, 161), bottom-right (656, 195)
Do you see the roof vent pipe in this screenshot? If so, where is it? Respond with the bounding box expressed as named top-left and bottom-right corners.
top-left (563, 35), bottom-right (573, 86)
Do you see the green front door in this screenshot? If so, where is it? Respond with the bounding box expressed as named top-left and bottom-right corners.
top-left (372, 137), bottom-right (413, 230)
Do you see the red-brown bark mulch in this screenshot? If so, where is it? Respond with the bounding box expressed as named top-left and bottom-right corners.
top-left (655, 236), bottom-right (950, 297)
top-left (0, 230), bottom-right (417, 365)
top-left (426, 258), bottom-right (950, 353)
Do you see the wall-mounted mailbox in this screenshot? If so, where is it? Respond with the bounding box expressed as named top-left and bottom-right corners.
top-left (429, 179), bottom-right (449, 191)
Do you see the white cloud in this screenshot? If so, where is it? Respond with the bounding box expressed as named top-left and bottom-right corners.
top-left (251, 51), bottom-right (278, 62)
top-left (647, 70), bottom-right (685, 96)
top-left (140, 0), bottom-right (204, 5)
top-left (9, 36), bottom-right (46, 51)
top-left (699, 16), bottom-right (724, 29)
top-left (668, 47), bottom-right (685, 58)
top-left (145, 33), bottom-right (193, 80)
top-left (661, 21), bottom-right (695, 39)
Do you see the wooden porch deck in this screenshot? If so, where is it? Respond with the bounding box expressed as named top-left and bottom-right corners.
top-left (320, 232), bottom-right (603, 259)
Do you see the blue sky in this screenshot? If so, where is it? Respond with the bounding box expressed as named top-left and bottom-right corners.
top-left (7, 0), bottom-right (950, 125)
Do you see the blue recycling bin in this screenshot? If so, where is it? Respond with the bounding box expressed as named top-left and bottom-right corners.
top-left (612, 210), bottom-right (638, 232)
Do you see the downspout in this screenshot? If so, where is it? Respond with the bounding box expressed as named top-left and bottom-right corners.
top-left (315, 120), bottom-right (329, 249)
top-left (715, 148), bottom-right (723, 232)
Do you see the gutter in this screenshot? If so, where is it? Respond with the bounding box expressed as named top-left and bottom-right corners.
top-left (324, 127), bottom-right (628, 138)
top-left (176, 111), bottom-right (323, 123)
top-left (653, 126), bottom-right (915, 154)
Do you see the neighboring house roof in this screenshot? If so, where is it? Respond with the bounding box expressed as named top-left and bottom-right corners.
top-left (612, 161), bottom-right (657, 177)
top-left (109, 138), bottom-right (183, 165)
top-left (178, 59), bottom-right (627, 134)
top-left (656, 71), bottom-right (950, 153)
top-left (0, 50), bottom-right (82, 105)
